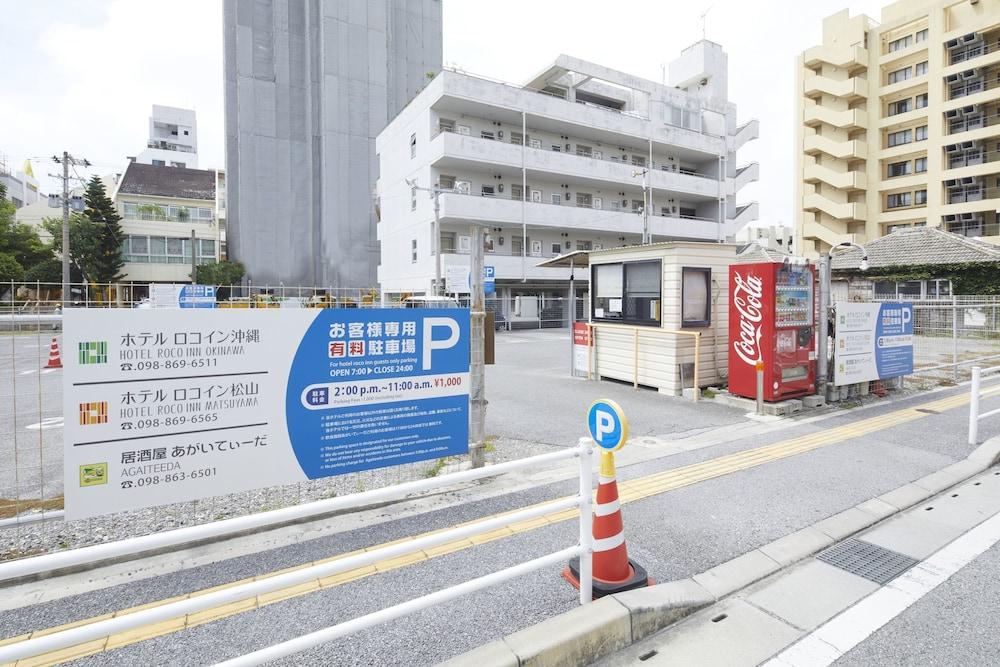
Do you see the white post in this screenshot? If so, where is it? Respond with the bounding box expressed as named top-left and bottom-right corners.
top-left (969, 366), bottom-right (981, 445)
top-left (952, 296), bottom-right (959, 383)
top-left (578, 437), bottom-right (593, 604)
top-left (756, 360), bottom-right (764, 415)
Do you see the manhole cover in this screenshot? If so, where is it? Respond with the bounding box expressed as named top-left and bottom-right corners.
top-left (816, 538), bottom-right (918, 584)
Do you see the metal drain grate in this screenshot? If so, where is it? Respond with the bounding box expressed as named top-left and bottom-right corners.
top-left (816, 538), bottom-right (918, 584)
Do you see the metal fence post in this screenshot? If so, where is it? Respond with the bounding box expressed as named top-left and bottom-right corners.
top-left (578, 437), bottom-right (593, 604)
top-left (952, 295), bottom-right (959, 382)
top-left (969, 366), bottom-right (981, 446)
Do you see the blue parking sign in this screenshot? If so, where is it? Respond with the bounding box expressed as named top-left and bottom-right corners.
top-left (587, 399), bottom-right (628, 451)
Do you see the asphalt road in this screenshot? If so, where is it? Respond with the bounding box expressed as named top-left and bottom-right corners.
top-left (835, 540), bottom-right (1000, 666)
top-left (0, 378), bottom-right (996, 665)
top-left (0, 331), bottom-right (64, 505)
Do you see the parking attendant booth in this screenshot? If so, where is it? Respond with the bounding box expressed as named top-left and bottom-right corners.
top-left (587, 242), bottom-right (738, 397)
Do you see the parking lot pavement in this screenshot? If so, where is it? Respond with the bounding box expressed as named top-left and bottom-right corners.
top-left (487, 329), bottom-right (745, 447)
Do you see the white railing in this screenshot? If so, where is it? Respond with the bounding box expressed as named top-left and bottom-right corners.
top-left (968, 365), bottom-right (1000, 445)
top-left (0, 442), bottom-right (594, 665)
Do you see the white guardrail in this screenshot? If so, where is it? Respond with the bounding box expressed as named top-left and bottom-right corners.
top-left (968, 366), bottom-right (1000, 445)
top-left (0, 441), bottom-right (595, 665)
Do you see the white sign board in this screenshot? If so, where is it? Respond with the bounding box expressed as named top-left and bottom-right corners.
top-left (149, 284), bottom-right (216, 309)
top-left (445, 266), bottom-right (470, 294)
top-left (64, 308), bottom-right (470, 519)
top-left (834, 302), bottom-right (914, 386)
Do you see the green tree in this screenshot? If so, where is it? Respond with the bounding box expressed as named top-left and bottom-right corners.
top-left (24, 258), bottom-right (74, 283)
top-left (0, 183), bottom-right (54, 271)
top-left (192, 260), bottom-right (245, 300)
top-left (42, 213), bottom-right (102, 281)
top-left (0, 253), bottom-right (24, 283)
top-left (82, 176), bottom-right (125, 283)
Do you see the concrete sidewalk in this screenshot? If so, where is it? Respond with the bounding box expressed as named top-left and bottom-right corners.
top-left (441, 436), bottom-right (1000, 667)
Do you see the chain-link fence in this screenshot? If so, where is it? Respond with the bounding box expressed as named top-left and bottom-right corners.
top-left (0, 281), bottom-right (524, 562)
top-left (874, 295), bottom-right (1000, 384)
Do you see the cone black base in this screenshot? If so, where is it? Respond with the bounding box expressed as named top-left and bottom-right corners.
top-left (562, 556), bottom-right (652, 598)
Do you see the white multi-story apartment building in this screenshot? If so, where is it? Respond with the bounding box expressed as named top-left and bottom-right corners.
top-left (137, 105), bottom-right (199, 169)
top-left (0, 154), bottom-right (41, 208)
top-left (376, 41), bottom-right (759, 303)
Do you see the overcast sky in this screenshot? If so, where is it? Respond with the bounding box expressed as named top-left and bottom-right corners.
top-left (1, 0), bottom-right (891, 225)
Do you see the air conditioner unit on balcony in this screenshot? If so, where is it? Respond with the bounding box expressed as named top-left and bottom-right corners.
top-left (961, 176), bottom-right (976, 185)
top-left (945, 144), bottom-right (960, 153)
top-left (946, 38), bottom-right (960, 49)
top-left (962, 141), bottom-right (976, 149)
top-left (945, 179), bottom-right (959, 187)
top-left (961, 212), bottom-right (977, 221)
top-left (962, 32), bottom-right (977, 42)
top-left (946, 73), bottom-right (961, 84)
top-left (946, 109), bottom-right (961, 119)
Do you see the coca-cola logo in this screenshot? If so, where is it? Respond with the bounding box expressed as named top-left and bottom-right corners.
top-left (732, 271), bottom-right (764, 366)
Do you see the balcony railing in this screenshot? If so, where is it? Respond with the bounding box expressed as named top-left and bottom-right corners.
top-left (946, 183), bottom-right (1000, 204)
top-left (945, 220), bottom-right (1000, 237)
top-left (123, 211), bottom-right (215, 223)
top-left (441, 66), bottom-right (649, 121)
top-left (946, 147), bottom-right (1000, 169)
top-left (146, 141), bottom-right (196, 153)
top-left (947, 110), bottom-right (1000, 135)
top-left (442, 187), bottom-right (718, 222)
top-left (949, 39), bottom-right (998, 65)
top-left (432, 127), bottom-right (717, 180)
top-left (949, 73), bottom-right (1000, 100)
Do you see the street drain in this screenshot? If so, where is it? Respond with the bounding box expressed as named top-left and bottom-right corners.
top-left (638, 650), bottom-right (658, 661)
top-left (711, 614), bottom-right (727, 622)
top-left (915, 408), bottom-right (939, 414)
top-left (816, 538), bottom-right (918, 584)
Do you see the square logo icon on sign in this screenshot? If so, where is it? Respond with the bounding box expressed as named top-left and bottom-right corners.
top-left (78, 341), bottom-right (108, 365)
top-left (79, 463), bottom-right (108, 487)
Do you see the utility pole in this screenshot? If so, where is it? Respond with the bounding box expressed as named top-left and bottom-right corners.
top-left (51, 152), bottom-right (90, 309)
top-left (406, 178), bottom-right (450, 295)
top-left (469, 224), bottom-right (486, 468)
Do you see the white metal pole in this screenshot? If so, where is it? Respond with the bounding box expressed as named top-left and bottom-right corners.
top-left (61, 151), bottom-right (70, 309)
top-left (0, 448), bottom-right (580, 584)
top-left (568, 257), bottom-right (575, 376)
top-left (0, 497), bottom-right (581, 664)
top-left (756, 360), bottom-right (764, 415)
top-left (433, 189), bottom-right (442, 296)
top-left (952, 295), bottom-right (959, 383)
top-left (521, 110), bottom-right (527, 283)
top-left (818, 253), bottom-right (831, 399)
top-left (969, 366), bottom-right (981, 445)
top-left (578, 437), bottom-right (594, 604)
top-left (213, 547), bottom-right (583, 667)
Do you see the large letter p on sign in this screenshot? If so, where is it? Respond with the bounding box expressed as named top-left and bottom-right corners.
top-left (595, 410), bottom-right (614, 444)
top-left (422, 317), bottom-right (460, 370)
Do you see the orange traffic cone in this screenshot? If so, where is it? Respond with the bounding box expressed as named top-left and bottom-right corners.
top-left (46, 337), bottom-right (63, 369)
top-left (563, 450), bottom-right (652, 598)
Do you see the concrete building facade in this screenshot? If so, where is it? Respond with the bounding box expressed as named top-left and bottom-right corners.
top-left (795, 0), bottom-right (1000, 256)
top-left (0, 155), bottom-right (41, 208)
top-left (223, 0), bottom-right (443, 288)
top-left (375, 43), bottom-right (759, 302)
top-left (137, 105), bottom-right (199, 169)
top-left (114, 162), bottom-right (222, 283)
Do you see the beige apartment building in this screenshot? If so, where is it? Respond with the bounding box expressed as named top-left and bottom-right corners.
top-left (795, 0), bottom-right (1000, 257)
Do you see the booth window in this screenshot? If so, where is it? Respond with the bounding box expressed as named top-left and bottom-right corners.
top-left (592, 260), bottom-right (661, 325)
top-left (681, 267), bottom-right (711, 327)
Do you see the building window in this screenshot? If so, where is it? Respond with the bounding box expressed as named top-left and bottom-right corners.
top-left (551, 193), bottom-right (561, 205)
top-left (915, 93), bottom-right (928, 108)
top-left (888, 35), bottom-right (912, 52)
top-left (122, 202), bottom-right (138, 218)
top-left (481, 185), bottom-right (495, 197)
top-left (440, 232), bottom-right (456, 253)
top-left (410, 134), bottom-right (416, 158)
top-left (915, 125), bottom-right (928, 141)
top-left (887, 99), bottom-right (912, 116)
top-left (887, 66), bottom-right (911, 85)
top-left (438, 175), bottom-right (456, 190)
top-left (915, 29), bottom-right (928, 43)
top-left (887, 129), bottom-right (912, 147)
top-left (551, 243), bottom-right (561, 255)
top-left (593, 197), bottom-right (603, 210)
top-left (124, 235), bottom-right (215, 264)
top-left (511, 183), bottom-right (523, 200)
top-left (411, 239), bottom-right (417, 263)
top-left (592, 260), bottom-right (662, 325)
top-left (915, 61), bottom-right (928, 76)
top-left (887, 160), bottom-right (911, 178)
top-left (455, 124), bottom-right (471, 136)
top-left (510, 131), bottom-right (524, 146)
top-left (438, 118), bottom-right (455, 133)
top-left (576, 240), bottom-right (593, 251)
top-left (528, 138), bottom-right (542, 149)
top-left (480, 130), bottom-right (495, 141)
top-left (152, 159), bottom-right (165, 166)
top-left (410, 186), bottom-right (417, 210)
top-left (666, 104), bottom-right (701, 131)
top-left (886, 192), bottom-right (912, 208)
top-left (631, 155), bottom-right (646, 167)
top-left (915, 189), bottom-right (927, 205)
top-left (915, 157), bottom-right (927, 173)
top-left (681, 267), bottom-right (711, 327)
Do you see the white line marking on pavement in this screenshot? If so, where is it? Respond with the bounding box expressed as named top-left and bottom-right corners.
top-left (26, 417), bottom-right (63, 431)
top-left (763, 509), bottom-right (1000, 667)
top-left (18, 369), bottom-right (36, 376)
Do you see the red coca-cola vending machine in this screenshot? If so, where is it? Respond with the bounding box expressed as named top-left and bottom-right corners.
top-left (728, 261), bottom-right (816, 401)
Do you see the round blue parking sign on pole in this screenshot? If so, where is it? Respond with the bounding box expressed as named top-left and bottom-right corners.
top-left (587, 399), bottom-right (628, 451)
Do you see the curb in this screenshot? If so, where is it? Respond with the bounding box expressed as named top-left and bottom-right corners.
top-left (439, 435), bottom-right (1000, 667)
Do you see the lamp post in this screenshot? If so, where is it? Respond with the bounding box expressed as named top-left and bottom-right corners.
top-left (818, 241), bottom-right (868, 399)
